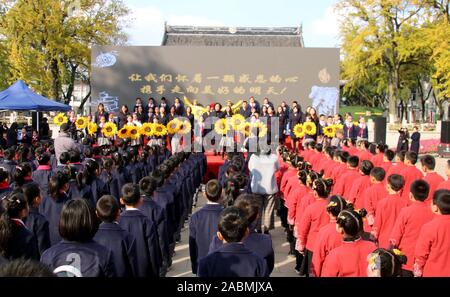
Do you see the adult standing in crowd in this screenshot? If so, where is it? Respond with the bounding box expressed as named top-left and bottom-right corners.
top-left (54, 123), bottom-right (80, 162)
top-left (94, 103), bottom-right (109, 125)
top-left (248, 146), bottom-right (280, 234)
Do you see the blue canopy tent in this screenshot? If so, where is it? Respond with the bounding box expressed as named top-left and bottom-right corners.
top-left (0, 80), bottom-right (71, 132)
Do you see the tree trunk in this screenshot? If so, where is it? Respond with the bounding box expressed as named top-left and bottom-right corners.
top-left (388, 73), bottom-right (398, 123)
top-left (78, 81), bottom-right (91, 111)
top-left (50, 58), bottom-right (60, 101)
top-left (64, 63), bottom-right (77, 104)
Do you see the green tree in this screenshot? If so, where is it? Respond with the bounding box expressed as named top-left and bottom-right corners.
top-left (338, 0), bottom-right (430, 122)
top-left (0, 0), bottom-right (130, 106)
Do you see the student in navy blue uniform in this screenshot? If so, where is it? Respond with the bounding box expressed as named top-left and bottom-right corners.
top-left (208, 194), bottom-right (275, 274)
top-left (2, 149), bottom-right (17, 183)
top-left (123, 150), bottom-right (142, 185)
top-left (68, 151), bottom-right (84, 174)
top-left (78, 159), bottom-right (107, 204)
top-left (11, 162), bottom-right (33, 189)
top-left (39, 172), bottom-right (71, 245)
top-left (40, 198), bottom-right (116, 277)
top-left (112, 153), bottom-right (131, 196)
top-left (32, 152), bottom-right (53, 196)
top-left (0, 168), bottom-right (12, 198)
top-left (48, 145), bottom-right (58, 170)
top-left (99, 158), bottom-right (120, 202)
top-left (93, 195), bottom-right (138, 277)
top-left (22, 183), bottom-right (50, 256)
top-left (54, 151), bottom-right (70, 173)
top-left (139, 176), bottom-right (170, 275)
top-left (119, 183), bottom-right (161, 277)
top-left (64, 165), bottom-right (95, 206)
top-left (0, 191), bottom-right (39, 260)
top-left (197, 206), bottom-right (268, 277)
top-left (189, 179), bottom-right (224, 274)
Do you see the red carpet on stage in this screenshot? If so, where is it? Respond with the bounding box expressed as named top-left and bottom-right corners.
top-left (204, 152), bottom-right (225, 182)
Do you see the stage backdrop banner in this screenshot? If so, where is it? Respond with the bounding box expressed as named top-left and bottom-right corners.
top-left (91, 46), bottom-right (340, 115)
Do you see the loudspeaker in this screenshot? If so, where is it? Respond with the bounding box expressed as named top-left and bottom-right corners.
top-left (441, 121), bottom-right (450, 144)
top-left (374, 117), bottom-right (387, 144)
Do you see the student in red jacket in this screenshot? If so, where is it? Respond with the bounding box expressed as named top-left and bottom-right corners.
top-left (356, 140), bottom-right (372, 162)
top-left (372, 174), bottom-right (407, 249)
top-left (414, 189), bottom-right (450, 277)
top-left (321, 208), bottom-right (376, 276)
top-left (437, 160), bottom-right (450, 190)
top-left (389, 180), bottom-right (434, 277)
top-left (332, 156), bottom-right (360, 197)
top-left (380, 149), bottom-right (395, 174)
top-left (363, 167), bottom-right (388, 230)
top-left (420, 155), bottom-right (445, 202)
top-left (328, 151), bottom-right (349, 184)
top-left (371, 143), bottom-right (387, 167)
top-left (312, 195), bottom-right (349, 277)
top-left (386, 151), bottom-right (406, 177)
top-left (348, 160), bottom-right (374, 209)
top-left (366, 248), bottom-right (407, 277)
top-left (400, 151), bottom-right (423, 204)
top-left (297, 178), bottom-right (333, 276)
top-left (310, 144), bottom-right (323, 172)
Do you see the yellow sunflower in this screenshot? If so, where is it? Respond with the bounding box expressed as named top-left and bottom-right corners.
top-left (254, 121), bottom-right (268, 137)
top-left (53, 113), bottom-right (68, 126)
top-left (293, 123), bottom-right (305, 138)
top-left (118, 126), bottom-right (130, 139)
top-left (128, 125), bottom-right (140, 140)
top-left (102, 122), bottom-right (117, 137)
top-left (304, 122), bottom-right (317, 136)
top-left (241, 122), bottom-right (252, 136)
top-left (323, 125), bottom-right (336, 138)
top-left (231, 114), bottom-right (246, 131)
top-left (214, 118), bottom-right (228, 135)
top-left (167, 118), bottom-right (182, 134)
top-left (75, 117), bottom-right (88, 129)
top-left (140, 123), bottom-right (154, 137)
top-left (154, 123), bottom-right (168, 137)
top-left (87, 122), bottom-right (98, 136)
top-left (178, 120), bottom-right (191, 135)
top-left (335, 123), bottom-right (344, 130)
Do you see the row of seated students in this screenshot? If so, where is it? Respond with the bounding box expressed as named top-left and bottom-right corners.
top-left (278, 140), bottom-right (450, 277)
top-left (0, 139), bottom-right (206, 277)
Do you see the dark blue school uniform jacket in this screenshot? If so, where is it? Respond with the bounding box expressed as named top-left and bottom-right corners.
top-left (138, 196), bottom-right (170, 264)
top-left (208, 227), bottom-right (275, 274)
top-left (39, 193), bottom-right (71, 245)
top-left (189, 203), bottom-right (223, 274)
top-left (32, 166), bottom-right (53, 196)
top-left (24, 207), bottom-right (51, 256)
top-left (154, 187), bottom-right (176, 244)
top-left (93, 222), bottom-right (139, 277)
top-left (119, 209), bottom-right (161, 277)
top-left (1, 159), bottom-right (17, 183)
top-left (112, 167), bottom-right (131, 196)
top-left (5, 219), bottom-right (39, 261)
top-left (41, 240), bottom-right (116, 277)
top-left (198, 242), bottom-right (268, 277)
top-left (99, 170), bottom-right (120, 202)
top-left (68, 180), bottom-right (95, 207)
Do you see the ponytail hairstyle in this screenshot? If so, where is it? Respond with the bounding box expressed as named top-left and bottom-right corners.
top-left (326, 195), bottom-right (350, 217)
top-left (84, 147), bottom-right (94, 159)
top-left (82, 159), bottom-right (100, 185)
top-left (48, 172), bottom-right (70, 200)
top-left (4, 149), bottom-right (15, 161)
top-left (102, 158), bottom-right (114, 183)
top-left (112, 152), bottom-right (124, 168)
top-left (14, 163), bottom-right (32, 187)
top-left (139, 151), bottom-right (149, 165)
top-left (306, 171), bottom-right (322, 188)
top-left (336, 207), bottom-right (368, 238)
top-left (298, 170), bottom-right (309, 185)
top-left (18, 146), bottom-right (30, 163)
top-left (36, 152), bottom-right (51, 166)
top-left (312, 178), bottom-right (333, 198)
top-left (0, 192), bottom-right (28, 256)
top-left (367, 248), bottom-right (407, 277)
top-left (223, 177), bottom-right (241, 207)
top-left (0, 168), bottom-right (9, 184)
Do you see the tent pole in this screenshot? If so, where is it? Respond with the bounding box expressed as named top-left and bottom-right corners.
top-left (36, 111), bottom-right (39, 134)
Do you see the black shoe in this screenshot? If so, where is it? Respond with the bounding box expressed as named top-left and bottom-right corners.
top-left (264, 230), bottom-right (270, 235)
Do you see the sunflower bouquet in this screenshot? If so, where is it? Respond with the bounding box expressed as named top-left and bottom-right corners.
top-left (154, 123), bottom-right (168, 137)
top-left (167, 119), bottom-right (181, 134)
top-left (117, 126), bottom-right (130, 139)
top-left (323, 125), bottom-right (336, 138)
top-left (241, 122), bottom-right (252, 136)
top-left (102, 122), bottom-right (117, 137)
top-left (293, 123), bottom-right (305, 138)
top-left (178, 120), bottom-right (191, 135)
top-left (75, 117), bottom-right (88, 129)
top-left (53, 113), bottom-right (68, 126)
top-left (128, 125), bottom-right (140, 140)
top-left (303, 122), bottom-right (317, 136)
top-left (231, 114), bottom-right (246, 131)
top-left (253, 121), bottom-right (268, 138)
top-left (214, 118), bottom-right (228, 135)
top-left (140, 123), bottom-right (154, 137)
top-left (87, 122), bottom-right (98, 136)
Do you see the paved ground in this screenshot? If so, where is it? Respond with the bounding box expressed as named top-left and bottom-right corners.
top-left (167, 156), bottom-right (448, 277)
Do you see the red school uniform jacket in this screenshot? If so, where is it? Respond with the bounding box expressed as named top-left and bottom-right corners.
top-left (372, 193), bottom-right (408, 248)
top-left (311, 220), bottom-right (342, 277)
top-left (437, 179), bottom-right (450, 190)
top-left (379, 161), bottom-right (393, 174)
top-left (363, 182), bottom-right (388, 231)
top-left (386, 162), bottom-right (407, 177)
top-left (329, 163), bottom-right (347, 184)
top-left (389, 201), bottom-right (435, 271)
top-left (284, 174), bottom-right (301, 200)
top-left (371, 153), bottom-right (384, 167)
top-left (423, 172), bottom-right (445, 202)
top-left (348, 174), bottom-right (371, 210)
top-left (357, 150), bottom-right (372, 162)
top-left (322, 160), bottom-right (338, 178)
top-left (400, 165), bottom-right (424, 204)
top-left (294, 191), bottom-right (316, 232)
top-left (280, 167), bottom-right (297, 194)
top-left (316, 157), bottom-right (332, 173)
top-left (332, 168), bottom-right (360, 198)
top-left (310, 152), bottom-right (323, 171)
top-left (414, 215), bottom-right (450, 277)
top-left (321, 238), bottom-right (377, 277)
top-left (297, 199), bottom-right (330, 252)
top-left (286, 184), bottom-right (307, 225)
